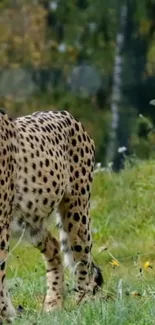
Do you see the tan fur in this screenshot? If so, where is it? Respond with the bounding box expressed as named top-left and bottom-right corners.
top-left (0, 110), bottom-right (95, 320)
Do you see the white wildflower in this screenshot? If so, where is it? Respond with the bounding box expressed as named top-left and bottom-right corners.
top-left (98, 246), bottom-right (108, 253)
top-left (92, 227), bottom-right (98, 234)
top-left (118, 146), bottom-right (127, 154)
top-left (94, 167), bottom-right (106, 174)
top-left (100, 167), bottom-right (106, 172)
top-left (58, 43), bottom-right (67, 53)
top-left (49, 1), bottom-right (58, 11)
top-left (89, 22), bottom-right (97, 33)
top-left (108, 162), bottom-right (113, 168)
top-left (150, 99), bottom-right (155, 106)
top-left (96, 162), bottom-right (101, 169)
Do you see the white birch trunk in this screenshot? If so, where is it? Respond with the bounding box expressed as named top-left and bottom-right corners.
top-left (106, 4), bottom-right (128, 163)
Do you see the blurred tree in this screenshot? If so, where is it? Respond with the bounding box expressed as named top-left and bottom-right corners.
top-left (106, 2), bottom-right (128, 165)
top-left (107, 0), bottom-right (155, 168)
top-left (0, 0), bottom-right (47, 67)
top-left (1, 0), bottom-right (155, 163)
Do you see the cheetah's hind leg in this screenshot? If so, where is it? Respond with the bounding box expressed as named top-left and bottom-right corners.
top-left (35, 229), bottom-right (64, 312)
top-left (59, 196), bottom-right (103, 303)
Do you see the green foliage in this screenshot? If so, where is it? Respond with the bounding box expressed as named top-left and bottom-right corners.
top-left (130, 114), bottom-right (155, 159)
top-left (1, 0), bottom-right (155, 161)
top-left (92, 159), bottom-right (155, 243)
top-left (11, 298), bottom-right (155, 324)
top-left (0, 1), bottom-right (47, 67)
top-left (0, 0), bottom-right (117, 70)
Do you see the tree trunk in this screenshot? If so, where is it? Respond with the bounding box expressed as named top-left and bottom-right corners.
top-left (106, 3), bottom-right (128, 163)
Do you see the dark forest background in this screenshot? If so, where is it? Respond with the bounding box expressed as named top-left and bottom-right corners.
top-left (1, 0), bottom-right (155, 169)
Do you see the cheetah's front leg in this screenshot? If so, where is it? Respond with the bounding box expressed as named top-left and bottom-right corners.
top-left (0, 224), bottom-right (16, 321)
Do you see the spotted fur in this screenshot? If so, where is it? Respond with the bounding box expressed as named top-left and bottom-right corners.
top-left (0, 110), bottom-right (103, 320)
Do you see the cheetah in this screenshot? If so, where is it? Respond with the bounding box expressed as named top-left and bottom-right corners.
top-left (0, 109), bottom-right (103, 321)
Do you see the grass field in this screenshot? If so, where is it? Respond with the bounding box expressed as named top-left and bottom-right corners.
top-left (6, 159), bottom-right (155, 324)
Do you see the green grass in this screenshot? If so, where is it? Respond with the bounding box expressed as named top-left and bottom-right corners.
top-left (6, 159), bottom-right (155, 324)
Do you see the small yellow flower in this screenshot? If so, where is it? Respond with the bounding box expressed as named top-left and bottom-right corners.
top-left (144, 261), bottom-right (152, 269)
top-left (110, 259), bottom-right (120, 268)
